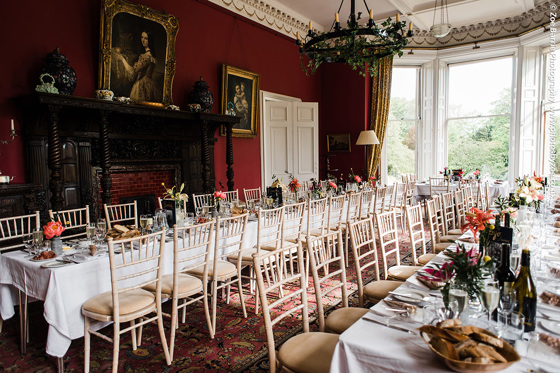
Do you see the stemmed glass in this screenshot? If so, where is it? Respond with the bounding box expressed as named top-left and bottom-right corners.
top-left (32, 229), bottom-right (44, 254)
top-left (22, 233), bottom-right (33, 254)
top-left (97, 218), bottom-right (107, 233)
top-left (139, 214), bottom-right (149, 233)
top-left (86, 223), bottom-right (96, 243)
top-left (481, 280), bottom-right (500, 328)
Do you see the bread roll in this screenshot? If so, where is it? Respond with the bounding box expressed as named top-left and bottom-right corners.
top-left (430, 336), bottom-right (459, 360)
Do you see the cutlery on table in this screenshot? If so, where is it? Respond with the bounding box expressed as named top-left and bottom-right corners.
top-left (362, 317), bottom-right (417, 335)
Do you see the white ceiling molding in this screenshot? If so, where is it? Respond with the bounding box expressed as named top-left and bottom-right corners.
top-left (407, 1), bottom-right (550, 48)
top-left (206, 0), bottom-right (324, 39)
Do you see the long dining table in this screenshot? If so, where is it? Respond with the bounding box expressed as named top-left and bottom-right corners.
top-left (330, 238), bottom-right (560, 373)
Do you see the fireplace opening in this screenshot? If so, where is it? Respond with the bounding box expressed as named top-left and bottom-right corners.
top-left (120, 194), bottom-right (156, 224)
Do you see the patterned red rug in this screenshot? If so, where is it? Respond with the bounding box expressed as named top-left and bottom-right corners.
top-left (0, 233), bottom-right (424, 372)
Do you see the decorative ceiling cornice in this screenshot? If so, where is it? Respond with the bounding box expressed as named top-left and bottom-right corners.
top-left (407, 1), bottom-right (552, 49)
top-left (206, 0), bottom-right (323, 38)
top-left (208, 0), bottom-right (552, 49)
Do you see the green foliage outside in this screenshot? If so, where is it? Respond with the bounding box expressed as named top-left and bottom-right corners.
top-left (387, 96), bottom-right (415, 183)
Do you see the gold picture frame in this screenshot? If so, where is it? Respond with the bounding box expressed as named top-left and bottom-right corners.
top-left (327, 133), bottom-right (352, 152)
top-left (220, 65), bottom-right (260, 138)
top-left (98, 0), bottom-right (179, 105)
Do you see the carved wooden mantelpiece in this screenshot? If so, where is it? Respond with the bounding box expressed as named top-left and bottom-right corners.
top-left (15, 93), bottom-right (240, 212)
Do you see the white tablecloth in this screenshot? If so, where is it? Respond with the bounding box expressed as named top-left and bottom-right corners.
top-left (0, 220), bottom-right (259, 357)
top-left (330, 241), bottom-right (558, 373)
top-left (414, 182), bottom-right (509, 199)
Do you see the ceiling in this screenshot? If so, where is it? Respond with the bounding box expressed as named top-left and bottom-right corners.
top-left (275, 0), bottom-right (540, 32)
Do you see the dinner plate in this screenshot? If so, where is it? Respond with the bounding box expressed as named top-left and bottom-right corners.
top-left (30, 255), bottom-right (57, 262)
top-left (41, 260), bottom-right (73, 268)
top-left (391, 288), bottom-right (429, 303)
top-left (541, 320), bottom-right (560, 335)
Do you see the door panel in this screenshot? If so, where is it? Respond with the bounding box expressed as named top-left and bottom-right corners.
top-left (293, 103), bottom-right (319, 182)
top-left (265, 102), bottom-right (292, 184)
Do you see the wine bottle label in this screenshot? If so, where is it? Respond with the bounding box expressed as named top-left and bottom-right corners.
top-left (522, 296), bottom-right (537, 332)
top-left (503, 282), bottom-right (513, 295)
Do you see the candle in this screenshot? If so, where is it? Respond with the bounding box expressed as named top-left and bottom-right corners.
top-left (10, 119), bottom-right (14, 131)
top-left (335, 12), bottom-right (339, 23)
top-left (409, 22), bottom-right (413, 30)
top-left (396, 14), bottom-right (400, 22)
top-left (309, 21), bottom-right (312, 30)
top-left (369, 9), bottom-right (373, 19)
top-left (296, 31), bottom-right (300, 41)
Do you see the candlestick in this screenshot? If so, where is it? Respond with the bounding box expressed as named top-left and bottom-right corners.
top-left (0, 119), bottom-right (17, 145)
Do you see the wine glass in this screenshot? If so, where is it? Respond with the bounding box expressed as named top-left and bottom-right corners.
top-left (22, 233), bottom-right (33, 254)
top-left (482, 280), bottom-right (500, 328)
top-left (32, 230), bottom-right (44, 254)
top-left (86, 223), bottom-right (96, 243)
top-left (97, 218), bottom-right (107, 233)
top-left (139, 214), bottom-right (148, 233)
top-left (449, 281), bottom-right (468, 320)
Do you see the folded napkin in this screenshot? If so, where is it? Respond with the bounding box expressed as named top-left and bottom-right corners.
top-left (516, 339), bottom-right (560, 368)
top-left (71, 252), bottom-right (106, 263)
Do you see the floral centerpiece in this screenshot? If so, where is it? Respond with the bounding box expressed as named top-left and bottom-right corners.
top-left (368, 175), bottom-right (377, 187)
top-left (348, 168), bottom-right (362, 191)
top-left (420, 244), bottom-right (493, 307)
top-left (461, 207), bottom-right (498, 244)
top-left (287, 173), bottom-right (300, 193)
top-left (513, 173), bottom-right (544, 208)
top-left (162, 182), bottom-right (189, 208)
top-left (327, 181), bottom-right (338, 193)
top-left (308, 178), bottom-right (325, 199)
top-left (473, 169), bottom-right (480, 180)
top-left (451, 168), bottom-right (464, 181)
top-left (213, 191), bottom-right (227, 206)
top-left (43, 219), bottom-right (66, 254)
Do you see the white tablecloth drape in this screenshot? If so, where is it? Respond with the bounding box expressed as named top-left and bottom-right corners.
top-left (414, 181), bottom-right (509, 201)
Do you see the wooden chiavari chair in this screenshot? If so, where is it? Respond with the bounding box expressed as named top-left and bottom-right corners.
top-left (405, 204), bottom-right (437, 266)
top-left (49, 206), bottom-right (90, 239)
top-left (429, 177), bottom-right (449, 195)
top-left (104, 201), bottom-right (138, 229)
top-left (243, 187), bottom-right (262, 202)
top-left (426, 199), bottom-right (453, 253)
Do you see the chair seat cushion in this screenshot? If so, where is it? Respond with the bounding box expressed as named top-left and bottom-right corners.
top-left (325, 307), bottom-right (368, 334)
top-left (434, 242), bottom-right (452, 253)
top-left (228, 247), bottom-right (259, 261)
top-left (388, 265), bottom-right (422, 281)
top-left (447, 228), bottom-right (463, 235)
top-left (278, 332), bottom-right (339, 373)
top-left (363, 280), bottom-right (403, 300)
top-left (83, 289), bottom-right (155, 316)
top-left (418, 253), bottom-right (437, 265)
top-left (144, 274), bottom-right (203, 296)
top-left (261, 241), bottom-right (297, 251)
top-left (189, 260), bottom-right (237, 280)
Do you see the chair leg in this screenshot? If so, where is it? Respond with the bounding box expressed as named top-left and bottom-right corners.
top-left (203, 289), bottom-right (214, 339)
top-left (169, 297), bottom-right (178, 361)
top-left (211, 280), bottom-right (218, 336)
top-left (112, 323), bottom-right (120, 373)
top-left (236, 274), bottom-right (247, 319)
top-left (157, 305), bottom-right (171, 366)
top-left (84, 316), bottom-right (91, 373)
top-left (130, 320), bottom-right (137, 350)
top-left (181, 299), bottom-right (187, 324)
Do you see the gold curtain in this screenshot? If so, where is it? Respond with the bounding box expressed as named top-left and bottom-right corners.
top-left (367, 56), bottom-right (393, 178)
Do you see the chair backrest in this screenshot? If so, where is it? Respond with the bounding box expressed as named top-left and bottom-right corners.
top-left (104, 201), bottom-right (138, 229)
top-left (0, 211), bottom-right (41, 252)
top-left (383, 184), bottom-right (395, 211)
top-left (345, 192), bottom-right (362, 223)
top-left (49, 206), bottom-right (90, 239)
top-left (243, 187), bottom-right (262, 202)
top-left (454, 189), bottom-right (466, 228)
top-left (348, 217), bottom-right (380, 307)
top-left (214, 214), bottom-right (249, 266)
top-left (173, 220), bottom-right (215, 292)
top-left (223, 190), bottom-right (239, 204)
top-left (392, 183), bottom-right (408, 211)
top-left (327, 195), bottom-right (346, 228)
top-left (283, 201), bottom-right (306, 242)
top-left (405, 181), bottom-right (416, 205)
top-left (359, 189), bottom-right (375, 219)
top-left (463, 186), bottom-right (475, 211)
top-left (252, 241), bottom-right (306, 373)
top-left (306, 197), bottom-right (328, 235)
top-left (426, 198), bottom-right (442, 245)
top-left (432, 195), bottom-right (447, 236)
top-left (405, 204), bottom-right (427, 265)
top-left (477, 182), bottom-right (488, 210)
top-left (107, 229), bottom-right (166, 321)
top-left (429, 177), bottom-right (449, 195)
top-left (441, 192), bottom-right (456, 232)
top-left (157, 197), bottom-right (187, 211)
top-left (307, 229), bottom-right (347, 332)
top-left (374, 210), bottom-right (401, 279)
top-left (192, 193), bottom-right (213, 211)
top-left (373, 186), bottom-right (386, 215)
top-left (256, 206), bottom-right (284, 251)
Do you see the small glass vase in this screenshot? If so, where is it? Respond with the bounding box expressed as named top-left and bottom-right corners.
top-left (175, 201), bottom-right (185, 225)
top-left (51, 236), bottom-right (63, 256)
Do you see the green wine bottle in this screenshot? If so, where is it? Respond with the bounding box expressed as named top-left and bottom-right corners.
top-left (511, 248), bottom-right (537, 332)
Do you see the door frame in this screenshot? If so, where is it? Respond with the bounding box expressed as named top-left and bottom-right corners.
top-left (260, 91), bottom-right (302, 190)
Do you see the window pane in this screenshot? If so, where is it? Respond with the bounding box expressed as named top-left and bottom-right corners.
top-left (449, 58), bottom-right (512, 117)
top-left (447, 116), bottom-right (509, 179)
top-left (387, 120), bottom-right (416, 184)
top-left (389, 68), bottom-right (417, 120)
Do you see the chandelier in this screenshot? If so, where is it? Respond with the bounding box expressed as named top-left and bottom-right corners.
top-left (430, 0), bottom-right (452, 38)
top-left (296, 0), bottom-right (413, 77)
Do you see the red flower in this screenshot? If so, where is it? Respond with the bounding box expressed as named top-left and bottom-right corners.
top-left (461, 207), bottom-right (495, 235)
top-left (43, 221), bottom-right (65, 240)
top-left (369, 176), bottom-right (375, 181)
top-left (354, 175), bottom-right (361, 183)
top-left (213, 191), bottom-right (226, 200)
top-left (328, 181), bottom-right (337, 189)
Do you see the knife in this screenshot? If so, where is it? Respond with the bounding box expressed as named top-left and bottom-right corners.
top-left (362, 317), bottom-right (417, 335)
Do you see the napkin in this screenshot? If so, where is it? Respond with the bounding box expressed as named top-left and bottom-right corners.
top-left (517, 339), bottom-right (560, 368)
top-left (72, 252), bottom-right (105, 263)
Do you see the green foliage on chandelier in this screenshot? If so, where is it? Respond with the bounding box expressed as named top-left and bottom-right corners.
top-left (300, 16), bottom-right (409, 77)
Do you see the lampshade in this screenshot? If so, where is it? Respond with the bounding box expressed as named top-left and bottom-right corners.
top-left (356, 130), bottom-right (380, 145)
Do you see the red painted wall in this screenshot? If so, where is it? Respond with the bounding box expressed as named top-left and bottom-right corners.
top-left (0, 0), bottom-right (322, 193)
top-left (320, 63), bottom-right (370, 181)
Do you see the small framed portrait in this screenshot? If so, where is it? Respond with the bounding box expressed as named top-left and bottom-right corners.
top-left (98, 0), bottom-right (179, 105)
top-left (220, 65), bottom-right (260, 138)
top-left (327, 134), bottom-right (352, 152)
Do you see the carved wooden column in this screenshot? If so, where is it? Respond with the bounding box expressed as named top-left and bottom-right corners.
top-left (46, 104), bottom-right (64, 211)
top-left (200, 120), bottom-right (211, 193)
top-left (99, 111), bottom-right (112, 205)
top-left (225, 122), bottom-right (235, 191)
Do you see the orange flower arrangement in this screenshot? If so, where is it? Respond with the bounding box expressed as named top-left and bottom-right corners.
top-left (461, 207), bottom-right (496, 243)
top-left (43, 221), bottom-right (66, 240)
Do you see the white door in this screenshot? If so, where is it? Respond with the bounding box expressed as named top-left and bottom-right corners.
top-left (261, 94), bottom-right (318, 189)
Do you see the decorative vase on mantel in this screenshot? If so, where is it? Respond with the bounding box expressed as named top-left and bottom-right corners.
top-left (40, 48), bottom-right (77, 95)
top-left (51, 236), bottom-right (63, 256)
top-left (188, 76), bottom-right (213, 113)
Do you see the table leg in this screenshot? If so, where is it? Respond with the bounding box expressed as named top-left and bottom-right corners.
top-left (18, 289), bottom-right (28, 355)
top-left (57, 357), bottom-right (64, 373)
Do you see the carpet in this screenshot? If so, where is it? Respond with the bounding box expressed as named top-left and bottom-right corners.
top-left (0, 231), bottom-right (424, 372)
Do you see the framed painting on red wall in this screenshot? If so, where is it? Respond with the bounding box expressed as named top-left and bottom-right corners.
top-left (220, 65), bottom-right (260, 138)
top-left (98, 0), bottom-right (179, 106)
top-left (327, 133), bottom-right (351, 152)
